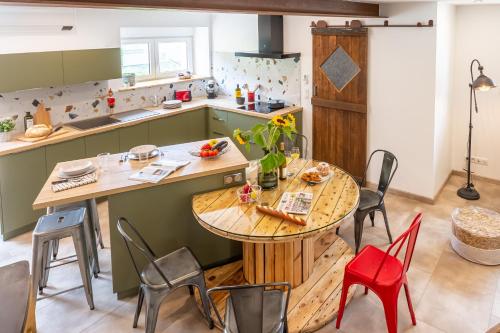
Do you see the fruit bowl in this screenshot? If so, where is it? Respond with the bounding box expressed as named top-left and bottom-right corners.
top-left (189, 139), bottom-right (229, 159)
top-left (237, 184), bottom-right (262, 204)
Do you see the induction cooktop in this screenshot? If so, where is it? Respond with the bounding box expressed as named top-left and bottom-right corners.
top-left (237, 102), bottom-right (285, 114)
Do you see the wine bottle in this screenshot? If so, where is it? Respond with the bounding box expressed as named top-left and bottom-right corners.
top-left (278, 142), bottom-right (287, 180)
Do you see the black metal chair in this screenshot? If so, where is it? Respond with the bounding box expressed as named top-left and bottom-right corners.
top-left (281, 133), bottom-right (309, 159)
top-left (337, 150), bottom-right (398, 254)
top-left (116, 217), bottom-right (214, 333)
top-left (207, 282), bottom-right (291, 333)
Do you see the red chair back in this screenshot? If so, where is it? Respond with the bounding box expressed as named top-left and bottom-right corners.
top-left (372, 213), bottom-right (423, 282)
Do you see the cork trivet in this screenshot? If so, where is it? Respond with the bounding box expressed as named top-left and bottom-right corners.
top-left (451, 206), bottom-right (500, 250)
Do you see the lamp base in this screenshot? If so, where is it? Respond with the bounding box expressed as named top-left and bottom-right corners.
top-left (457, 186), bottom-right (480, 200)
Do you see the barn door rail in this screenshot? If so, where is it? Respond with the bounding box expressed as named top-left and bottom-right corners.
top-left (311, 19), bottom-right (434, 29)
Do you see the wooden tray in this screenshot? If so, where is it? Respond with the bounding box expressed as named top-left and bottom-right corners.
top-left (17, 128), bottom-right (69, 143)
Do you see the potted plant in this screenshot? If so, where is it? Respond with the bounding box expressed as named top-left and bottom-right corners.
top-left (0, 117), bottom-right (16, 142)
top-left (234, 114), bottom-right (296, 190)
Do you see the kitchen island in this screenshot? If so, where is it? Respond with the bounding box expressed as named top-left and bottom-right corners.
top-left (33, 138), bottom-right (248, 298)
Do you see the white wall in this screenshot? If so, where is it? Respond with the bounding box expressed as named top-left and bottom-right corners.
top-left (211, 13), bottom-right (258, 52)
top-left (433, 3), bottom-right (456, 194)
top-left (283, 3), bottom-right (440, 198)
top-left (0, 6), bottom-right (211, 54)
top-left (451, 5), bottom-right (500, 181)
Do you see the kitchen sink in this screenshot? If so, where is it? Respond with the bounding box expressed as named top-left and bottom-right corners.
top-left (67, 116), bottom-right (121, 130)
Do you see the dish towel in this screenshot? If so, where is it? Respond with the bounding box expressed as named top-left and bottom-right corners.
top-left (52, 172), bottom-right (98, 192)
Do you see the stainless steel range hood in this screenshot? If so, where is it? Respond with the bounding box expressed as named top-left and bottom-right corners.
top-left (235, 15), bottom-right (301, 60)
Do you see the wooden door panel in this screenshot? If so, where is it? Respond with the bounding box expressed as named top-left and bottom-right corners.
top-left (312, 28), bottom-right (367, 178)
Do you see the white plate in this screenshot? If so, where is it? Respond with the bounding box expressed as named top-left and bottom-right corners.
top-left (128, 149), bottom-right (161, 160)
top-left (59, 160), bottom-right (93, 177)
top-left (130, 144), bottom-right (157, 157)
top-left (302, 167), bottom-right (333, 184)
top-left (58, 165), bottom-right (97, 179)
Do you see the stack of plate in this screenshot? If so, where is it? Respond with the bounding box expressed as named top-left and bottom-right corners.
top-left (128, 144), bottom-right (160, 160)
top-left (58, 160), bottom-right (96, 179)
top-left (163, 99), bottom-right (182, 109)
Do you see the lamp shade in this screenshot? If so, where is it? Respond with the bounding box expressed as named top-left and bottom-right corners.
top-left (472, 72), bottom-right (495, 91)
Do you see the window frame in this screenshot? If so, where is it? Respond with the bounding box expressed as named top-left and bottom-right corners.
top-left (121, 37), bottom-right (194, 82)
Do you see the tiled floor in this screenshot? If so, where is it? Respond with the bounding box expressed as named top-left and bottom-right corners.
top-left (1, 175), bottom-right (499, 333)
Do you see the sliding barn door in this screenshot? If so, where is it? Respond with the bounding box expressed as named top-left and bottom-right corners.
top-left (312, 28), bottom-right (367, 178)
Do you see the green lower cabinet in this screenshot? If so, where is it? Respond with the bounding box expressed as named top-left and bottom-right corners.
top-left (208, 109), bottom-right (231, 139)
top-left (119, 123), bottom-right (149, 152)
top-left (0, 148), bottom-right (47, 240)
top-left (85, 130), bottom-right (120, 157)
top-left (149, 109), bottom-right (207, 146)
top-left (227, 112), bottom-right (268, 161)
top-left (45, 138), bottom-right (86, 173)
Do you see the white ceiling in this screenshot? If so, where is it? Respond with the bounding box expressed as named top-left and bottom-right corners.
top-left (363, 0), bottom-right (500, 4)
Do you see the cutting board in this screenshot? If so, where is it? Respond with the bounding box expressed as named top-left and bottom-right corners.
top-left (33, 102), bottom-right (52, 128)
top-left (17, 128), bottom-right (69, 142)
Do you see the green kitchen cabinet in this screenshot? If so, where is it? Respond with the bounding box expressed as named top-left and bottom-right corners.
top-left (45, 138), bottom-right (86, 173)
top-left (0, 51), bottom-right (64, 93)
top-left (149, 109), bottom-right (207, 146)
top-left (119, 123), bottom-right (149, 152)
top-left (227, 112), bottom-right (269, 160)
top-left (85, 130), bottom-right (121, 157)
top-left (208, 109), bottom-right (231, 139)
top-left (0, 148), bottom-right (47, 240)
top-left (62, 48), bottom-right (122, 85)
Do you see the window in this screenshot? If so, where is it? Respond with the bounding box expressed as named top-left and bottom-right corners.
top-left (121, 37), bottom-right (193, 81)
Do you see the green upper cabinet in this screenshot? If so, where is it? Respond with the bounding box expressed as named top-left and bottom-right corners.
top-left (149, 109), bottom-right (207, 146)
top-left (85, 129), bottom-right (121, 157)
top-left (0, 51), bottom-right (64, 93)
top-left (45, 138), bottom-right (86, 174)
top-left (208, 109), bottom-right (230, 139)
top-left (119, 123), bottom-right (149, 152)
top-left (62, 48), bottom-right (122, 85)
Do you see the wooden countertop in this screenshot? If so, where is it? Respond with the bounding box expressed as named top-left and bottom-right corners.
top-left (0, 97), bottom-right (302, 157)
top-left (33, 138), bottom-right (249, 210)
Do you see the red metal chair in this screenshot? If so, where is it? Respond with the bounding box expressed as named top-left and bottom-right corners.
top-left (336, 213), bottom-right (423, 333)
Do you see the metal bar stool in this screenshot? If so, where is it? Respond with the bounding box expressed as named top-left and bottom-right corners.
top-left (45, 199), bottom-right (102, 281)
top-left (31, 208), bottom-right (95, 310)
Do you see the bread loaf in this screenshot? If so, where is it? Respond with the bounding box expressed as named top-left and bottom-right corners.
top-left (25, 124), bottom-right (51, 138)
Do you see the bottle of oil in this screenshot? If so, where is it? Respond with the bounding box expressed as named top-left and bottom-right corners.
top-left (24, 111), bottom-right (34, 131)
top-left (235, 84), bottom-right (242, 98)
top-left (278, 142), bottom-right (287, 180)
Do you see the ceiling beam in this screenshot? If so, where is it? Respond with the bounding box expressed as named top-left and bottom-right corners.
top-left (0, 0), bottom-right (381, 18)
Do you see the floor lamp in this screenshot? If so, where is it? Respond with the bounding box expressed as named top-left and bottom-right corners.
top-left (457, 59), bottom-right (495, 200)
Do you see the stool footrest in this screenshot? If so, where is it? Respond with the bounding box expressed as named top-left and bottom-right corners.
top-left (37, 285), bottom-right (84, 301)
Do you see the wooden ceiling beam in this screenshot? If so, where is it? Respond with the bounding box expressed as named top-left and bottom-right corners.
top-left (0, 0), bottom-right (381, 18)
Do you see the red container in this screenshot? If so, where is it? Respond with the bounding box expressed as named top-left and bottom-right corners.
top-left (247, 91), bottom-right (255, 103)
top-left (174, 90), bottom-right (192, 102)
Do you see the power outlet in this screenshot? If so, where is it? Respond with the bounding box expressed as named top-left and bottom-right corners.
top-left (223, 172), bottom-right (243, 185)
top-left (466, 156), bottom-right (489, 166)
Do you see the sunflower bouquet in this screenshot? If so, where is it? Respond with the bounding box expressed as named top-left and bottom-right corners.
top-left (234, 113), bottom-right (297, 174)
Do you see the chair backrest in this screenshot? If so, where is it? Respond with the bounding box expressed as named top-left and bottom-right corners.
top-left (362, 150), bottom-right (398, 201)
top-left (116, 217), bottom-right (172, 287)
top-left (372, 213), bottom-right (423, 282)
top-left (281, 133), bottom-right (309, 159)
top-left (207, 282), bottom-right (291, 333)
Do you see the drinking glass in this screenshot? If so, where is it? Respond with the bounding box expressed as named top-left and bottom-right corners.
top-left (289, 147), bottom-right (301, 175)
top-left (97, 152), bottom-right (111, 173)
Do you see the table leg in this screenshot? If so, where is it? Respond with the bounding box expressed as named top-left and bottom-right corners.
top-left (243, 239), bottom-right (315, 288)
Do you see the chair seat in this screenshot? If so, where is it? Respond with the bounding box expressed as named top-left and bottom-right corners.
top-left (224, 289), bottom-right (287, 333)
top-left (141, 247), bottom-right (202, 286)
top-left (34, 208), bottom-right (86, 235)
top-left (358, 189), bottom-right (382, 211)
top-left (346, 245), bottom-right (403, 286)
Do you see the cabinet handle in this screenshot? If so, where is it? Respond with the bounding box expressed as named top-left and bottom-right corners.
top-left (213, 131), bottom-right (225, 136)
top-left (212, 117), bottom-right (225, 122)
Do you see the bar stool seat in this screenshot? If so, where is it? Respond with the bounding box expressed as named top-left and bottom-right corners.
top-left (31, 208), bottom-right (95, 310)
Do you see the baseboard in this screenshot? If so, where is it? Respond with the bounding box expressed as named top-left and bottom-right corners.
top-left (433, 171), bottom-right (453, 202)
top-left (366, 181), bottom-right (435, 204)
top-left (452, 170), bottom-right (500, 186)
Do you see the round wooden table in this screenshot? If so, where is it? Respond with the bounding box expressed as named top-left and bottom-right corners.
top-left (192, 159), bottom-right (360, 332)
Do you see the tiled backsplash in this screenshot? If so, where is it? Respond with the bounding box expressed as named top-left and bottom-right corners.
top-left (213, 52), bottom-right (301, 106)
top-left (0, 79), bottom-right (207, 133)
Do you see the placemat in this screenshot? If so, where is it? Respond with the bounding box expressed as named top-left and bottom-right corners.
top-left (51, 172), bottom-right (98, 192)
